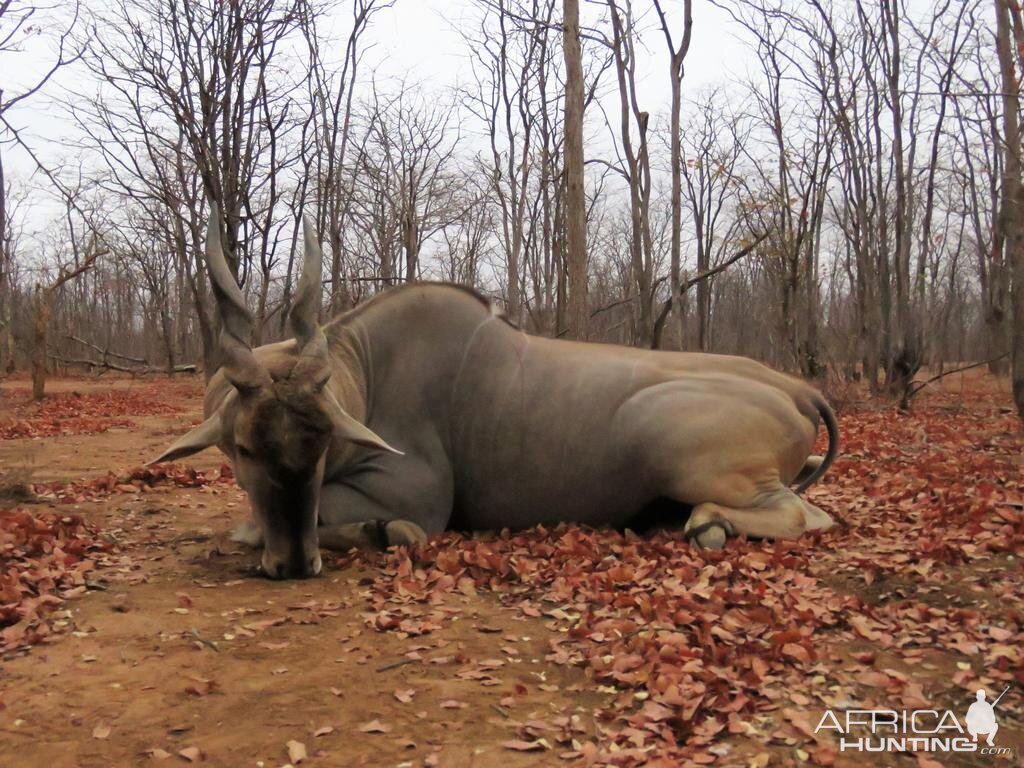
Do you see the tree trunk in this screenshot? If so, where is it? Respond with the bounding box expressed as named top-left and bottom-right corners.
top-left (656, 0), bottom-right (693, 350)
top-left (696, 241), bottom-right (710, 351)
top-left (329, 226), bottom-right (352, 314)
top-left (0, 305), bottom-right (11, 373)
top-left (403, 207), bottom-right (419, 282)
top-left (0, 148), bottom-right (9, 374)
top-left (802, 219), bottom-right (823, 378)
top-left (562, 0), bottom-right (588, 340)
top-left (160, 306), bottom-right (176, 376)
top-left (995, 0), bottom-right (1024, 420)
top-left (32, 284), bottom-right (49, 400)
top-left (884, 2), bottom-right (919, 397)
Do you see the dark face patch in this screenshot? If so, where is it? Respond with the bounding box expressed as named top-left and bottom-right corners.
top-left (243, 388), bottom-right (333, 476)
top-left (231, 386), bottom-right (334, 578)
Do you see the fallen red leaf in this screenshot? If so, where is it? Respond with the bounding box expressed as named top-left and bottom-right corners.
top-left (358, 720), bottom-right (392, 734)
top-left (502, 739), bottom-right (547, 752)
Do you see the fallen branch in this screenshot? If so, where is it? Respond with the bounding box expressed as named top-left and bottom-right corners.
top-left (49, 353), bottom-right (197, 376)
top-left (906, 354), bottom-right (1008, 400)
top-left (49, 353), bottom-right (136, 373)
top-left (66, 334), bottom-right (147, 364)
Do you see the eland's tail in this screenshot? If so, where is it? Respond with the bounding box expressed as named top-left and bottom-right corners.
top-left (795, 396), bottom-right (839, 494)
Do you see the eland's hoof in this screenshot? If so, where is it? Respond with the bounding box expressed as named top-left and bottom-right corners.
top-left (385, 520), bottom-right (428, 546)
top-left (684, 519), bottom-right (734, 550)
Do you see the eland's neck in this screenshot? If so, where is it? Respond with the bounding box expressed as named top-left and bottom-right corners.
top-left (324, 284), bottom-right (511, 435)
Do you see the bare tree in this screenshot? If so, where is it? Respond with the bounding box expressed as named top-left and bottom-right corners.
top-left (994, 0), bottom-right (1024, 419)
top-left (603, 0), bottom-right (659, 346)
top-left (463, 0), bottom-right (551, 325)
top-left (0, 173), bottom-right (29, 373)
top-left (675, 91), bottom-right (749, 352)
top-left (0, 149), bottom-right (12, 373)
top-left (32, 193), bottom-right (107, 399)
top-left (439, 176), bottom-right (495, 286)
top-left (954, 17), bottom-right (1008, 374)
top-left (563, 0), bottom-right (588, 338)
top-left (653, 0), bottom-right (693, 350)
top-left (119, 206), bottom-right (181, 374)
top-left (0, 0), bottom-right (1006, 414)
top-left (81, 0), bottom-right (307, 376)
top-left (0, 1), bottom-right (82, 376)
top-left (353, 86), bottom-right (462, 284)
top-left (300, 0), bottom-right (390, 314)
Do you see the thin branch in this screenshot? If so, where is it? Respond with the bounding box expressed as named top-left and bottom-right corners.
top-left (907, 355), bottom-right (1008, 399)
top-left (650, 231), bottom-right (769, 349)
top-left (681, 231), bottom-right (768, 291)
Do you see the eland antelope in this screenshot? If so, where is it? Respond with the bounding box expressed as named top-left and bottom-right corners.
top-left (153, 207), bottom-right (837, 578)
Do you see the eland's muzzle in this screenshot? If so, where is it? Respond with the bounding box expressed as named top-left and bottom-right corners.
top-left (262, 551), bottom-right (322, 580)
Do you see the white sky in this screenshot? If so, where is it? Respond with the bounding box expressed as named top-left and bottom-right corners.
top-left (2, 0), bottom-right (753, 180)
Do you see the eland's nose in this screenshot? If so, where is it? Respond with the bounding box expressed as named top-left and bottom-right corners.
top-left (263, 555), bottom-right (321, 580)
top-left (263, 559), bottom-right (288, 580)
top-left (290, 560), bottom-right (318, 579)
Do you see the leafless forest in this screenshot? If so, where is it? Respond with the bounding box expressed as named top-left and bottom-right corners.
top-left (1, 0), bottom-right (1022, 414)
top-left (5, 4), bottom-right (1024, 765)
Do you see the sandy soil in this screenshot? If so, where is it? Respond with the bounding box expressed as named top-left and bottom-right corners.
top-left (0, 376), bottom-right (607, 768)
top-left (0, 372), bottom-right (1021, 768)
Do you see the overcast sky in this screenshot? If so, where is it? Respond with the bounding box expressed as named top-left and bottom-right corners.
top-left (2, 0), bottom-right (754, 181)
top-left (371, 0), bottom-right (751, 95)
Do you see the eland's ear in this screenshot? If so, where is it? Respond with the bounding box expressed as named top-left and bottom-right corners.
top-left (147, 412), bottom-right (223, 465)
top-left (323, 389), bottom-right (402, 455)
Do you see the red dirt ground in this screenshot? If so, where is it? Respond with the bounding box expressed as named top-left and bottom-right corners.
top-left (0, 371), bottom-right (1021, 768)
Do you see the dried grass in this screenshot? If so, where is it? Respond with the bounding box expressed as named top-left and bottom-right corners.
top-left (0, 463), bottom-right (36, 507)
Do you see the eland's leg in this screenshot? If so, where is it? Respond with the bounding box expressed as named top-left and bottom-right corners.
top-left (317, 521), bottom-right (387, 550)
top-left (227, 517), bottom-right (386, 551)
top-left (801, 498), bottom-right (835, 531)
top-left (315, 520), bottom-right (428, 550)
top-left (622, 375), bottom-right (835, 549)
top-left (316, 481), bottom-right (441, 550)
top-left (383, 519), bottom-right (429, 545)
top-left (680, 486), bottom-right (828, 549)
top-left (225, 506), bottom-right (398, 551)
top-left (227, 481), bottom-right (435, 552)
